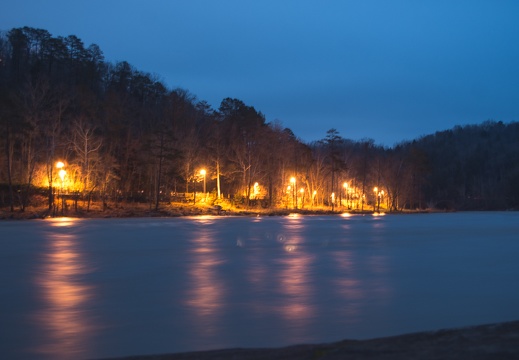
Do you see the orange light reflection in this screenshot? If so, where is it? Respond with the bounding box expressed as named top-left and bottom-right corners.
top-left (35, 229), bottom-right (95, 359)
top-left (331, 251), bottom-right (363, 320)
top-left (186, 226), bottom-right (225, 336)
top-left (46, 217), bottom-right (81, 228)
top-left (277, 216), bottom-right (315, 336)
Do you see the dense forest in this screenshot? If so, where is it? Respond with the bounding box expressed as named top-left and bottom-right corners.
top-left (1, 27), bottom-right (518, 213)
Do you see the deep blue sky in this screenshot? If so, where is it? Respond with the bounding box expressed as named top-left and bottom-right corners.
top-left (2, 1), bottom-right (518, 146)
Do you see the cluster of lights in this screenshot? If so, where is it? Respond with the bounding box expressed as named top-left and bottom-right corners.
top-left (55, 161), bottom-right (67, 215)
top-left (50, 160), bottom-right (387, 212)
top-left (56, 161), bottom-right (66, 182)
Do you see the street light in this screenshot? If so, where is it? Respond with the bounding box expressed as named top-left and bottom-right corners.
top-left (290, 177), bottom-right (296, 209)
top-left (200, 169), bottom-right (206, 193)
top-left (56, 161), bottom-right (66, 214)
top-left (374, 186), bottom-right (383, 212)
top-left (343, 182), bottom-right (348, 208)
top-left (59, 169), bottom-right (66, 183)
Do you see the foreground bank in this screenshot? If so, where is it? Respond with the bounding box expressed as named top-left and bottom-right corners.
top-left (103, 320), bottom-right (519, 360)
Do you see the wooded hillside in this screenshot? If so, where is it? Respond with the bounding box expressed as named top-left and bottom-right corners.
top-left (1, 27), bottom-right (518, 212)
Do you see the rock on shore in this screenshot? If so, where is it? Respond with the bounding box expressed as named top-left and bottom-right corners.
top-left (104, 320), bottom-right (519, 360)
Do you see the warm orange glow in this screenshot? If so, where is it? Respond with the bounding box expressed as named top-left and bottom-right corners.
top-left (284, 244), bottom-right (297, 252)
top-left (200, 169), bottom-right (206, 176)
top-left (330, 251), bottom-right (364, 318)
top-left (47, 217), bottom-right (80, 227)
top-left (192, 215), bottom-right (216, 223)
top-left (186, 226), bottom-right (225, 336)
top-left (35, 230), bottom-right (95, 357)
top-left (290, 177), bottom-right (296, 184)
top-left (56, 161), bottom-right (65, 169)
top-left (277, 224), bottom-right (314, 328)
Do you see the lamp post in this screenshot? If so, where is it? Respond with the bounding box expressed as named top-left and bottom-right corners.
top-left (373, 186), bottom-right (384, 212)
top-left (56, 162), bottom-right (66, 215)
top-left (200, 169), bottom-right (206, 201)
top-left (373, 187), bottom-right (378, 212)
top-left (290, 177), bottom-right (296, 209)
top-left (343, 182), bottom-right (348, 208)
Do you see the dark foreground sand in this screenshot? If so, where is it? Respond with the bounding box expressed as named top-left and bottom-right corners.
top-left (104, 320), bottom-right (519, 360)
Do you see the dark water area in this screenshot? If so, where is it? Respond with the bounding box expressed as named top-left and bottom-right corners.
top-left (1, 212), bottom-right (518, 359)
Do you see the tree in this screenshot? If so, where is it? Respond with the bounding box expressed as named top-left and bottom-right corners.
top-left (0, 90), bottom-right (16, 212)
top-left (219, 98), bottom-right (266, 207)
top-left (323, 128), bottom-right (344, 211)
top-left (71, 117), bottom-right (102, 209)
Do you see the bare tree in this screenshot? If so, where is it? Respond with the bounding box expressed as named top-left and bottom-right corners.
top-left (71, 117), bottom-right (102, 209)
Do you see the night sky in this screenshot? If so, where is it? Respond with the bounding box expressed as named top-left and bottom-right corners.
top-left (2, 1), bottom-right (518, 146)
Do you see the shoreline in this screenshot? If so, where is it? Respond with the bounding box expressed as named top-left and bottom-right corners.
top-left (0, 202), bottom-right (445, 220)
top-left (101, 320), bottom-right (519, 360)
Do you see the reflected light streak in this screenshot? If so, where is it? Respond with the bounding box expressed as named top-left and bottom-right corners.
top-left (35, 231), bottom-right (95, 359)
top-left (284, 244), bottom-right (297, 252)
top-left (285, 214), bottom-right (304, 231)
top-left (186, 227), bottom-right (225, 336)
top-left (331, 251), bottom-right (364, 320)
top-left (277, 218), bottom-right (315, 336)
top-left (245, 239), bottom-right (271, 315)
top-left (191, 215), bottom-right (217, 225)
top-left (279, 250), bottom-right (315, 324)
top-left (46, 217), bottom-right (81, 228)
top-left (188, 266), bottom-right (223, 317)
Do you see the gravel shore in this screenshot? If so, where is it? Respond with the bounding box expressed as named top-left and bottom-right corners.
top-left (103, 320), bottom-right (519, 360)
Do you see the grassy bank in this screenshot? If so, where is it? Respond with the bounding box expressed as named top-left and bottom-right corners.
top-left (0, 200), bottom-right (400, 220)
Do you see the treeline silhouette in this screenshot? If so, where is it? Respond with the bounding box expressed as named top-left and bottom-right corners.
top-left (1, 27), bottom-right (518, 212)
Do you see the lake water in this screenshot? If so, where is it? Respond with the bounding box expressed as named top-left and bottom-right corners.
top-left (1, 212), bottom-right (518, 359)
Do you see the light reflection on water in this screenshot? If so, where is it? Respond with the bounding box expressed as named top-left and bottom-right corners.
top-left (277, 216), bottom-right (315, 335)
top-left (2, 213), bottom-right (519, 360)
top-left (34, 218), bottom-right (97, 359)
top-left (185, 220), bottom-right (226, 337)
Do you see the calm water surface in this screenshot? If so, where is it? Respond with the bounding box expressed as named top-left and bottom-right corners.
top-left (1, 212), bottom-right (518, 359)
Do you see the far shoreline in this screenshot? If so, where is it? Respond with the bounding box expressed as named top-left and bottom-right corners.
top-left (0, 201), bottom-right (453, 221)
